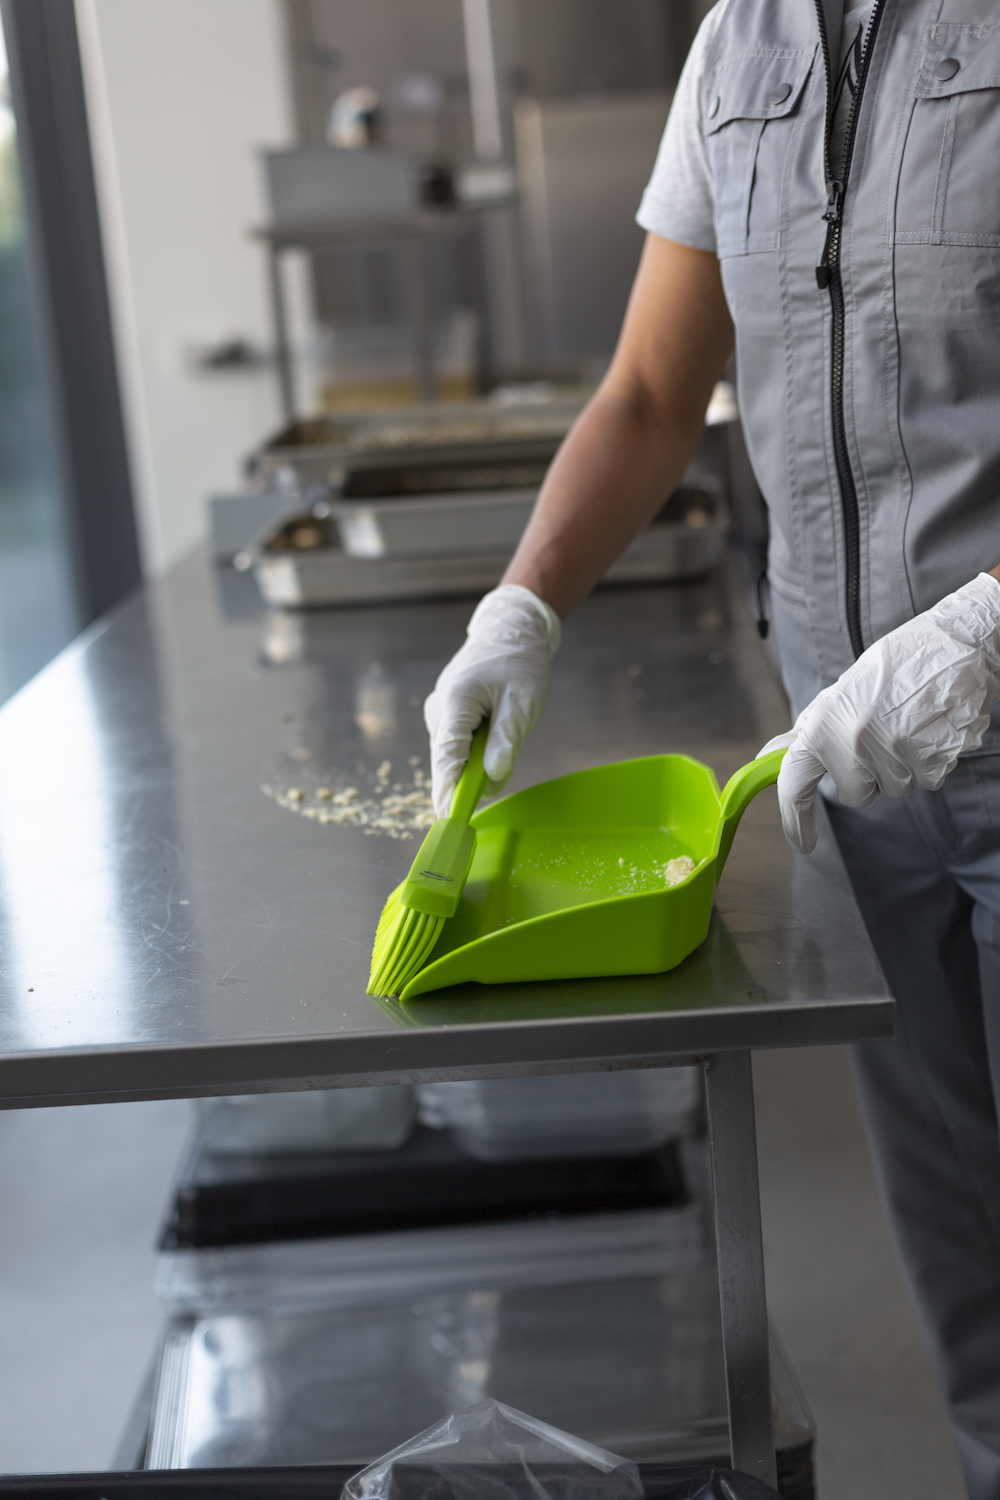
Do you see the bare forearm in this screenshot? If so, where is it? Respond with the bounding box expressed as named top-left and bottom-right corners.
top-left (502, 384), bottom-right (709, 616)
top-left (502, 236), bottom-right (734, 619)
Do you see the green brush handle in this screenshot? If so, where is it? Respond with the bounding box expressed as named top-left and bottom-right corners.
top-left (399, 722), bottom-right (492, 920)
top-left (715, 747), bottom-right (787, 880)
top-left (449, 720), bottom-right (491, 822)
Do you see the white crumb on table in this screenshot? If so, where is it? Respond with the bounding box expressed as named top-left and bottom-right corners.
top-left (264, 765), bottom-right (435, 840)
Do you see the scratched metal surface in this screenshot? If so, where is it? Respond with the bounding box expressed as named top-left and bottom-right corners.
top-left (0, 550), bottom-right (890, 1107)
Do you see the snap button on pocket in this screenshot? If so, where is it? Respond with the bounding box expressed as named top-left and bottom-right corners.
top-left (897, 26), bottom-right (1000, 245)
top-left (704, 43), bottom-right (817, 256)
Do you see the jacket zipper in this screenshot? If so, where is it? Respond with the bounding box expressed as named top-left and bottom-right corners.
top-left (813, 0), bottom-right (888, 659)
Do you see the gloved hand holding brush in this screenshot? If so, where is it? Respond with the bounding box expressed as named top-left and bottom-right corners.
top-left (759, 572), bottom-right (1000, 853)
top-left (425, 584), bottom-right (562, 818)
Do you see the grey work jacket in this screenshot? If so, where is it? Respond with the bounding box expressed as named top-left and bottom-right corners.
top-left (703, 0), bottom-right (1000, 734)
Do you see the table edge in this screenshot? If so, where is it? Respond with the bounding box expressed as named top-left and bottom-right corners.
top-left (0, 996), bottom-right (895, 1109)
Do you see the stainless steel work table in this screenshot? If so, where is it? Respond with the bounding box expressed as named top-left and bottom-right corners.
top-left (0, 549), bottom-right (893, 1492)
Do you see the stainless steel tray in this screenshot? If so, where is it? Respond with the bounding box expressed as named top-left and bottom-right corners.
top-left (156, 1202), bottom-right (706, 1316)
top-left (252, 400), bottom-right (586, 493)
top-left (249, 505), bottom-right (725, 608)
top-left (252, 542), bottom-right (510, 607)
top-left (329, 472), bottom-right (722, 564)
top-left (250, 387), bottom-right (737, 497)
top-left (145, 1271), bottom-right (814, 1472)
top-left (331, 488), bottom-right (538, 560)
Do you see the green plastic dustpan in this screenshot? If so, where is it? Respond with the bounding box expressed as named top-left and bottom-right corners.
top-left (399, 747), bottom-right (786, 1000)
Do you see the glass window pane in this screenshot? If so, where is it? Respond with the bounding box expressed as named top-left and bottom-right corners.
top-left (0, 13), bottom-right (78, 704)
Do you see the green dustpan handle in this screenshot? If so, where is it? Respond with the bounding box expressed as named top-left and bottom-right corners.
top-left (716, 747), bottom-right (787, 881)
top-left (448, 721), bottom-right (491, 823)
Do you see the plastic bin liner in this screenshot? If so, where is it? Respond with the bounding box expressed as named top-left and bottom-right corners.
top-left (342, 1401), bottom-right (780, 1500)
top-left (196, 1086), bottom-right (416, 1155)
top-left (416, 1072), bottom-right (700, 1163)
top-left (342, 1400), bottom-right (644, 1500)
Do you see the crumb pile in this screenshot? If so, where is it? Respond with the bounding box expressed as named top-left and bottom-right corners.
top-left (265, 757), bottom-right (436, 840)
top-left (614, 853), bottom-right (696, 889)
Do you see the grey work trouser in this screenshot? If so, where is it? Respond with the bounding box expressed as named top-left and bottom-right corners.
top-left (823, 755), bottom-right (1000, 1500)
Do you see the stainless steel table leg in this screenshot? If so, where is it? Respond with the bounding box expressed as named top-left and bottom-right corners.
top-left (268, 244), bottom-right (295, 422)
top-left (704, 1049), bottom-right (777, 1490)
top-left (404, 237), bottom-right (437, 402)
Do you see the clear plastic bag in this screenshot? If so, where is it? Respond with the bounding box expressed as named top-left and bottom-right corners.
top-left (342, 1399), bottom-right (644, 1500)
top-left (341, 1399), bottom-right (780, 1500)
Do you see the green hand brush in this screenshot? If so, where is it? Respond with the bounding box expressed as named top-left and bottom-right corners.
top-left (367, 721), bottom-right (490, 997)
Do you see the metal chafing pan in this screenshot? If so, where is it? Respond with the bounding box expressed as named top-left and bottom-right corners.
top-left (247, 477), bottom-right (724, 608)
top-left (249, 386), bottom-right (737, 498)
top-left (251, 400), bottom-right (587, 494)
top-left (330, 477), bottom-right (721, 562)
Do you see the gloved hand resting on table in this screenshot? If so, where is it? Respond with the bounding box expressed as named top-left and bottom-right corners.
top-left (759, 572), bottom-right (1000, 854)
top-left (424, 584), bottom-right (562, 818)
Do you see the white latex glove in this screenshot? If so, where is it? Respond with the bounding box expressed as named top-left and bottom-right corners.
top-left (424, 584), bottom-right (561, 818)
top-left (758, 572), bottom-right (1000, 854)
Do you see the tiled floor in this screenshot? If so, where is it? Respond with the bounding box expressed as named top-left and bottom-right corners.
top-left (0, 1052), bottom-right (969, 1496)
top-left (755, 1045), bottom-right (965, 1499)
top-left (0, 1098), bottom-right (191, 1473)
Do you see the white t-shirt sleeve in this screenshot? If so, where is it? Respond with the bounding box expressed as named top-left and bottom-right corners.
top-left (636, 4), bottom-right (725, 254)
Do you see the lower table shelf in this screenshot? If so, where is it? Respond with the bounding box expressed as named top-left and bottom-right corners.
top-left (138, 1272), bottom-right (814, 1498)
top-left (0, 1459), bottom-right (784, 1499)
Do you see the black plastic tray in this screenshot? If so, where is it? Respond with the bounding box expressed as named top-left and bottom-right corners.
top-left (159, 1127), bottom-right (688, 1251)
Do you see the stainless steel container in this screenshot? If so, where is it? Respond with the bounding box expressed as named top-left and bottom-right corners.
top-left (251, 400), bottom-right (587, 495)
top-left (251, 534), bottom-right (513, 608)
top-left (156, 1203), bottom-right (706, 1316)
top-left (330, 488), bottom-right (538, 560)
top-left (261, 147), bottom-right (418, 224)
top-left (249, 472), bottom-right (724, 609)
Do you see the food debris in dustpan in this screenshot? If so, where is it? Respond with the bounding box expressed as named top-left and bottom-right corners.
top-left (514, 837), bottom-right (700, 903)
top-left (263, 763), bottom-right (435, 840)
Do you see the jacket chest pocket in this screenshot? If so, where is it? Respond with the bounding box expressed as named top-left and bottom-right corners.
top-left (703, 46), bottom-right (816, 258)
top-left (896, 25), bottom-right (1000, 246)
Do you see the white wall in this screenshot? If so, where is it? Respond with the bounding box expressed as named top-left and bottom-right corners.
top-left (76, 0), bottom-right (300, 575)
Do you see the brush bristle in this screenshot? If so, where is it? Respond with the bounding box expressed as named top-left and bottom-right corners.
top-left (367, 890), bottom-right (444, 997)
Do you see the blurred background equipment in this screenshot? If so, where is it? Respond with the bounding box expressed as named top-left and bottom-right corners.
top-left (327, 84), bottom-right (381, 148)
top-left (214, 0), bottom-right (740, 617)
top-left (220, 385), bottom-right (732, 608)
top-left (515, 92), bottom-right (671, 365)
top-left (26, 0), bottom-right (726, 592)
top-left (269, 0), bottom-right (693, 414)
